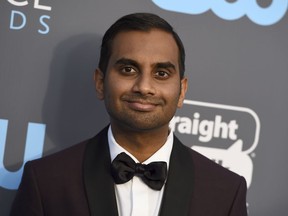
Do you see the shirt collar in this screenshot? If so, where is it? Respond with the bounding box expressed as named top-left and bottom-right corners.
top-left (108, 125), bottom-right (173, 169)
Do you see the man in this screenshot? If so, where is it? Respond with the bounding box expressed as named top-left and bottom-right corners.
top-left (11, 13), bottom-right (247, 216)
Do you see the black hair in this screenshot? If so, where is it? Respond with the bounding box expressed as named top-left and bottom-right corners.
top-left (98, 13), bottom-right (185, 78)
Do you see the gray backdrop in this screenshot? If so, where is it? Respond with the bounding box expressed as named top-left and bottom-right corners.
top-left (1, 0), bottom-right (288, 215)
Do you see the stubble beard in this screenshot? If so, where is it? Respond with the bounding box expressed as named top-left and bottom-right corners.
top-left (107, 103), bottom-right (176, 132)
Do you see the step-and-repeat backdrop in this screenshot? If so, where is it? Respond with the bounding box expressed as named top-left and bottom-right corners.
top-left (1, 0), bottom-right (288, 215)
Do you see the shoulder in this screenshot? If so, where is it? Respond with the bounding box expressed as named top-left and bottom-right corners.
top-left (26, 126), bottom-right (109, 171)
top-left (27, 140), bottom-right (89, 169)
top-left (190, 147), bottom-right (245, 185)
top-left (23, 139), bottom-right (90, 181)
top-left (174, 137), bottom-right (247, 214)
top-left (174, 136), bottom-right (246, 191)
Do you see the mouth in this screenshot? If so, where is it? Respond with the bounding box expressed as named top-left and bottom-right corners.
top-left (122, 96), bottom-right (163, 112)
top-left (126, 100), bottom-right (158, 112)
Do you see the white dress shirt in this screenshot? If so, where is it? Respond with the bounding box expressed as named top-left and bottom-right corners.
top-left (108, 126), bottom-right (173, 216)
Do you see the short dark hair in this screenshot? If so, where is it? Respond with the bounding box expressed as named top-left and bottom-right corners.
top-left (98, 13), bottom-right (185, 78)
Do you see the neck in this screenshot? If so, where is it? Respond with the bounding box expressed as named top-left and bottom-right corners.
top-left (110, 123), bottom-right (170, 163)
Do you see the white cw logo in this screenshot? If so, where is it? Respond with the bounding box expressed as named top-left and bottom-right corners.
top-left (152, 0), bottom-right (288, 26)
top-left (170, 100), bottom-right (261, 188)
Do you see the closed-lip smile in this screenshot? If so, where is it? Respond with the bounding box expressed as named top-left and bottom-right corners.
top-left (122, 97), bottom-right (162, 112)
top-left (125, 100), bottom-right (158, 112)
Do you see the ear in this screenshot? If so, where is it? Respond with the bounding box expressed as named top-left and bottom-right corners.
top-left (177, 77), bottom-right (188, 108)
top-left (94, 68), bottom-right (105, 100)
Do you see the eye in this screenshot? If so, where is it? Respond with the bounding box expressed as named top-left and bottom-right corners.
top-left (120, 66), bottom-right (137, 74)
top-left (155, 70), bottom-right (170, 79)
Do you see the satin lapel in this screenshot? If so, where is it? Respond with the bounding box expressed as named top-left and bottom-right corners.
top-left (83, 127), bottom-right (118, 216)
top-left (159, 136), bottom-right (194, 216)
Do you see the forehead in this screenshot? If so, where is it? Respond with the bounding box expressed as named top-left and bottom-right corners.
top-left (109, 29), bottom-right (179, 66)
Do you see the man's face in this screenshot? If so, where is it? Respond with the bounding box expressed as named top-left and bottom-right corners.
top-left (95, 29), bottom-right (187, 132)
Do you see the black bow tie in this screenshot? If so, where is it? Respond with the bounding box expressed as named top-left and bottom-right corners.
top-left (111, 152), bottom-right (167, 190)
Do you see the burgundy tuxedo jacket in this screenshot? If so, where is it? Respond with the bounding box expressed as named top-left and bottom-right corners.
top-left (11, 126), bottom-right (247, 216)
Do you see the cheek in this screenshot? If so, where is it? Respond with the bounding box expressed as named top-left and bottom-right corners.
top-left (104, 76), bottom-right (129, 99)
top-left (165, 84), bottom-right (182, 105)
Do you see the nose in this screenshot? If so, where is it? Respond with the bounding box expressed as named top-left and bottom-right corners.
top-left (132, 72), bottom-right (156, 96)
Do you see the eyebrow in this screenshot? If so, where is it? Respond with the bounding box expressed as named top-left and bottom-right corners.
top-left (115, 58), bottom-right (139, 68)
top-left (115, 58), bottom-right (176, 71)
top-left (154, 62), bottom-right (176, 71)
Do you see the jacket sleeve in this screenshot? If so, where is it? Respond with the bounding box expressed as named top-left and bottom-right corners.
top-left (10, 162), bottom-right (44, 216)
top-left (229, 176), bottom-right (248, 216)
